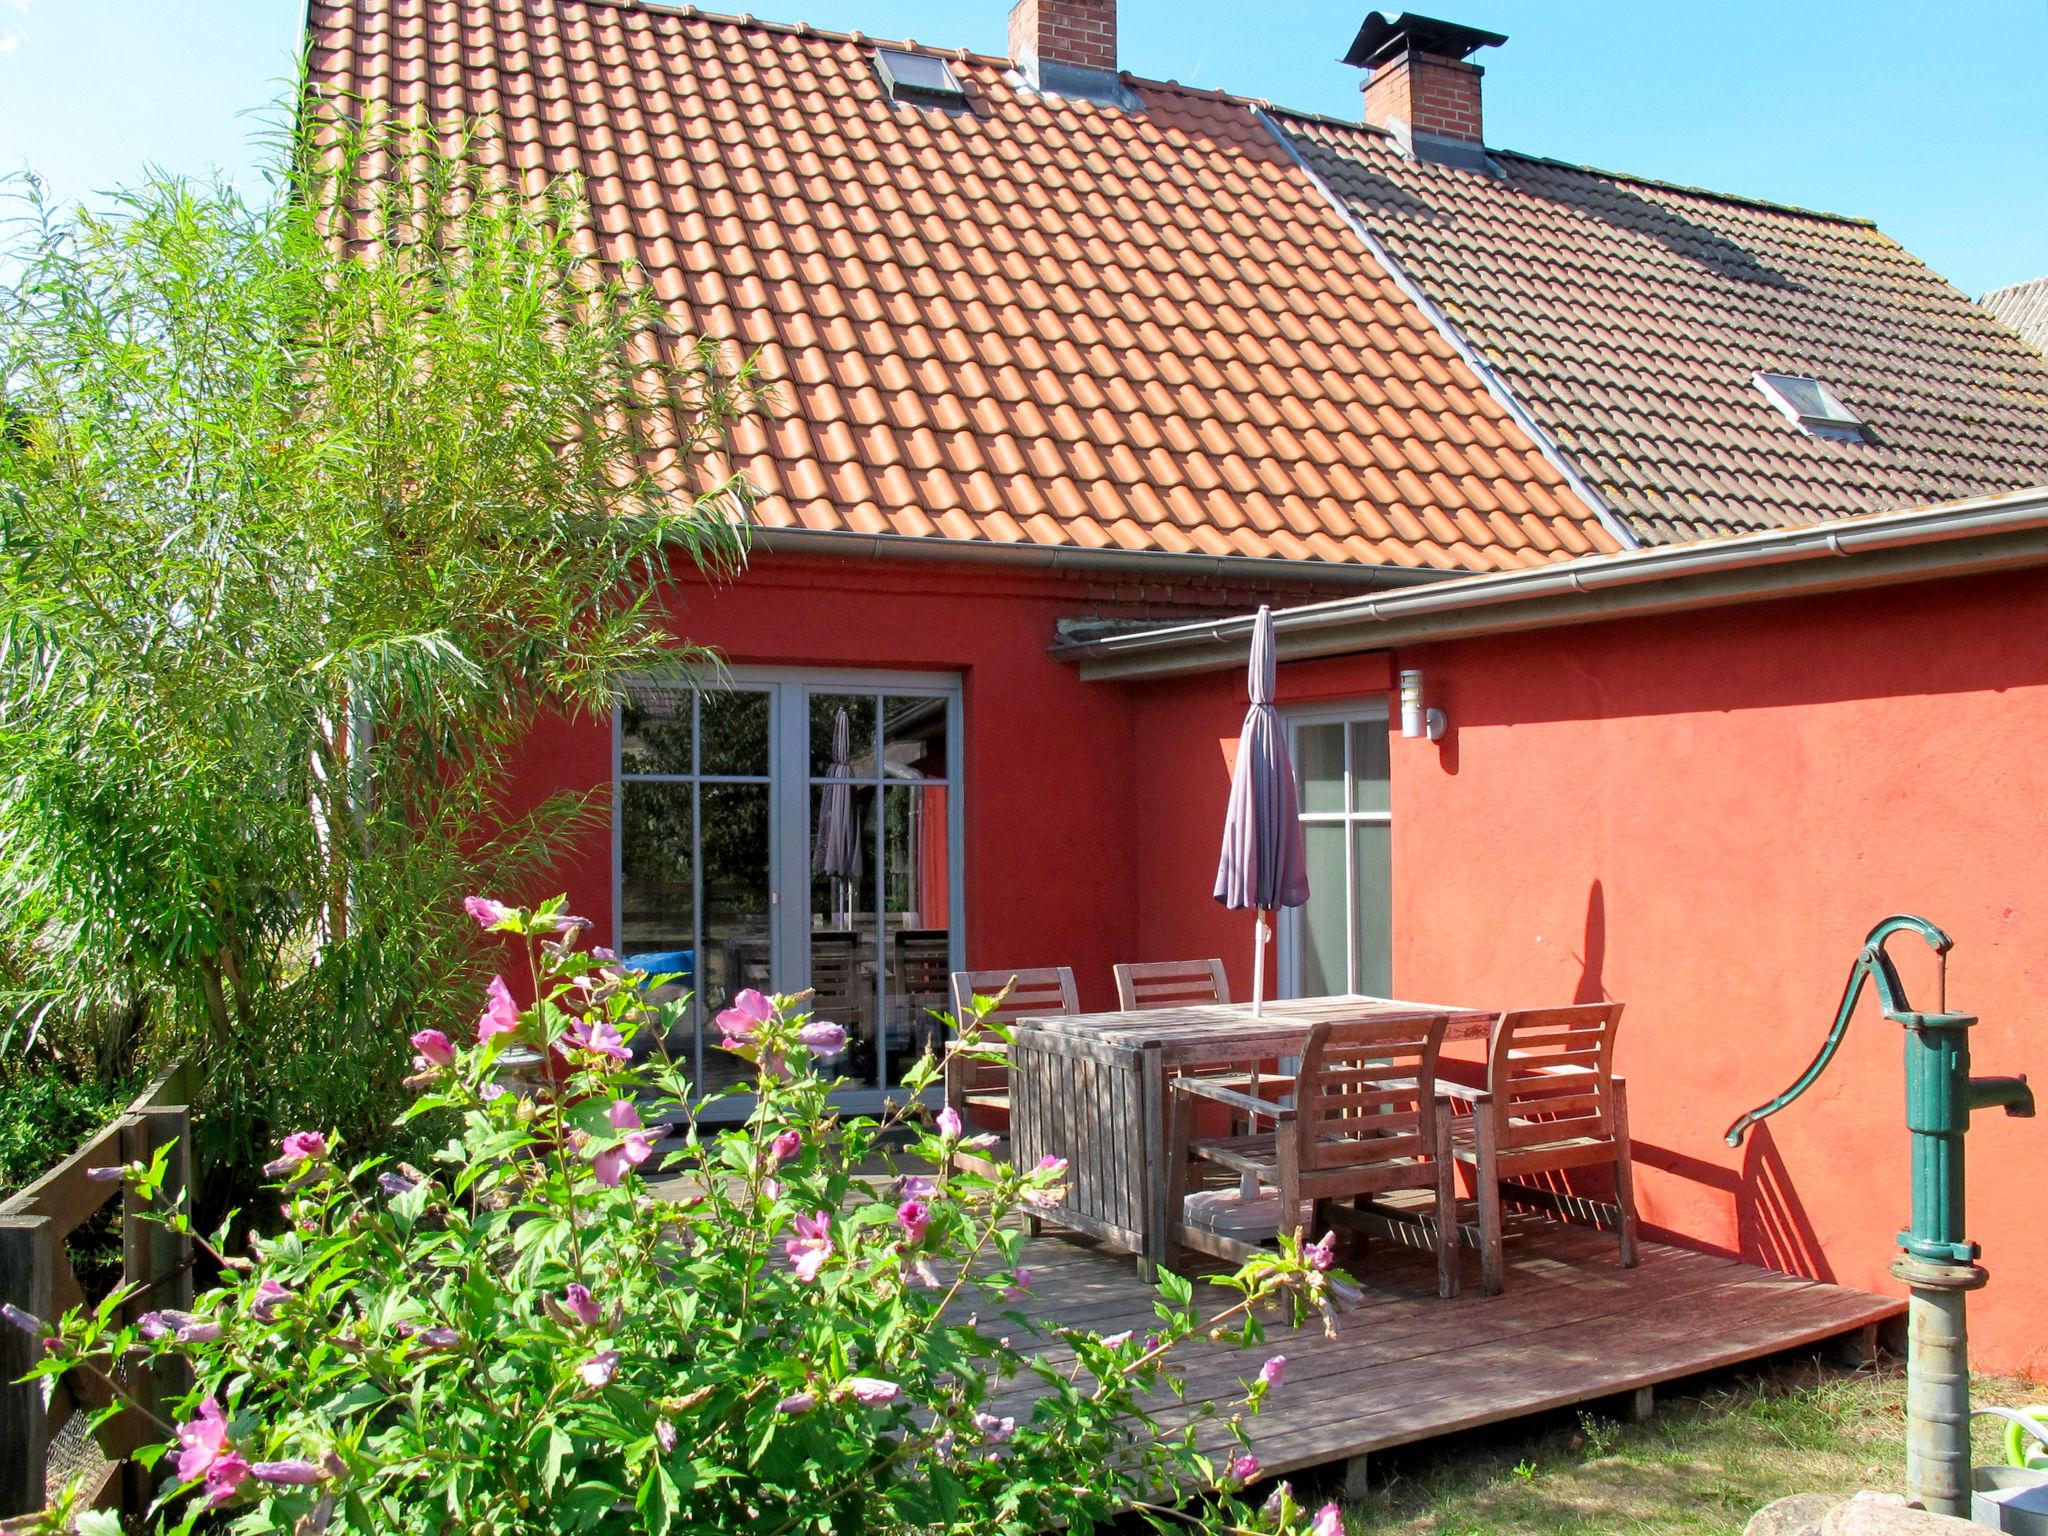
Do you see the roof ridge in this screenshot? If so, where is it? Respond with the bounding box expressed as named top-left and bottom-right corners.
top-left (590, 0), bottom-right (1268, 105)
top-left (577, 0), bottom-right (1882, 228)
top-left (1982, 275), bottom-right (2048, 302)
top-left (1266, 106), bottom-right (1878, 230)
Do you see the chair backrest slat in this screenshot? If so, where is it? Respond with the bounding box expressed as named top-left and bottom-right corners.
top-left (948, 966), bottom-right (1080, 1026)
top-left (1293, 1013), bottom-right (1449, 1175)
top-left (807, 932), bottom-right (869, 1044)
top-left (1485, 1002), bottom-right (1624, 1150)
top-left (948, 967), bottom-right (1079, 1094)
top-left (1113, 959), bottom-right (1229, 1012)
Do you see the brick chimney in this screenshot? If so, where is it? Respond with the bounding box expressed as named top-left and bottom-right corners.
top-left (1342, 12), bottom-right (1505, 170)
top-left (1008, 0), bottom-right (1122, 93)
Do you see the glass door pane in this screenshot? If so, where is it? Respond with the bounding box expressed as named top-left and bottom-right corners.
top-left (881, 782), bottom-right (951, 1076)
top-left (617, 683), bottom-right (774, 1097)
top-left (618, 781), bottom-right (695, 1072)
top-left (1285, 709), bottom-right (1391, 999)
top-left (1352, 821), bottom-right (1393, 995)
top-left (622, 675), bottom-right (958, 1107)
top-left (697, 782), bottom-right (772, 1094)
top-left (1297, 722), bottom-right (1345, 814)
top-left (1300, 820), bottom-right (1347, 995)
top-left (801, 685), bottom-right (956, 1092)
top-left (809, 780), bottom-right (879, 1090)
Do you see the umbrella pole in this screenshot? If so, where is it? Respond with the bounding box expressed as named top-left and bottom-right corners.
top-left (1242, 911), bottom-right (1271, 1204)
top-left (1251, 910), bottom-right (1269, 1017)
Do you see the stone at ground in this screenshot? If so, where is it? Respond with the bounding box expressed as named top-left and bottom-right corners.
top-left (1822, 1491), bottom-right (1981, 1536)
top-left (1744, 1492), bottom-right (1843, 1536)
top-left (1748, 1489), bottom-right (1986, 1536)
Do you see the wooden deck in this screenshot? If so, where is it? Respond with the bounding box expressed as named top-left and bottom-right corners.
top-left (987, 1211), bottom-right (1903, 1485)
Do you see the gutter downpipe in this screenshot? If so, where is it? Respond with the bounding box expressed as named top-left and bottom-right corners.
top-left (1063, 487), bottom-right (2048, 679)
top-left (1252, 106), bottom-right (1643, 556)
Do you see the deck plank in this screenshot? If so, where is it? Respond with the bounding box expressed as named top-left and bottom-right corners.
top-left (987, 1216), bottom-right (1901, 1481)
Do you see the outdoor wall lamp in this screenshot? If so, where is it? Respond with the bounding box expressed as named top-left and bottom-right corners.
top-left (1398, 668), bottom-right (1447, 741)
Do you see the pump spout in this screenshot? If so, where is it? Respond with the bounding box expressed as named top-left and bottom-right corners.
top-left (1968, 1074), bottom-right (2035, 1118)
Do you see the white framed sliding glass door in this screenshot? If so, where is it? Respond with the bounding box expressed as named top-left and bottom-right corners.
top-left (1278, 704), bottom-right (1392, 999)
top-left (614, 669), bottom-right (963, 1111)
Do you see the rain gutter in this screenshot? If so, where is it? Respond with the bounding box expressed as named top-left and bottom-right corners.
top-left (744, 525), bottom-right (1452, 588)
top-left (1058, 486), bottom-right (2048, 682)
top-left (1252, 107), bottom-right (1643, 555)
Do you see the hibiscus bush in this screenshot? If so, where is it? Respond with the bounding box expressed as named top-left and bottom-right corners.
top-left (13, 896), bottom-right (1351, 1536)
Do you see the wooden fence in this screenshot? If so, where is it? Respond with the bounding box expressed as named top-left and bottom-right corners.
top-left (0, 1062), bottom-right (195, 1522)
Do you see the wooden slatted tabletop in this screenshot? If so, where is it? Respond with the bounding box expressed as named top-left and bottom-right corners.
top-left (1020, 994), bottom-right (1497, 1065)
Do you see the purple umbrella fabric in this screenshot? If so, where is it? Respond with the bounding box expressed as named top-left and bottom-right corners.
top-left (1214, 606), bottom-right (1309, 1010)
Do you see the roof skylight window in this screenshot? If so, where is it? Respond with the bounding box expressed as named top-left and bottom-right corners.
top-left (874, 49), bottom-right (967, 108)
top-left (1754, 372), bottom-right (1872, 442)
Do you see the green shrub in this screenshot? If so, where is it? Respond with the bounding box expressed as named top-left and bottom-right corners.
top-left (17, 897), bottom-right (1348, 1536)
top-left (0, 1062), bottom-right (132, 1196)
top-left (0, 95), bottom-right (763, 1176)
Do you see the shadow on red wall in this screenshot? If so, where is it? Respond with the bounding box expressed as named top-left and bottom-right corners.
top-left (1631, 1124), bottom-right (1835, 1283)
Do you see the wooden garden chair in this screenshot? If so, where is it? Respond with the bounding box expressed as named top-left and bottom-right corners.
top-left (944, 966), bottom-right (1079, 1176)
top-left (1113, 958), bottom-right (1289, 1126)
top-left (895, 928), bottom-right (953, 1060)
top-left (1438, 1002), bottom-right (1638, 1295)
top-left (1165, 1012), bottom-right (1459, 1298)
top-left (808, 930), bottom-right (868, 1060)
top-left (1112, 958), bottom-right (1230, 1011)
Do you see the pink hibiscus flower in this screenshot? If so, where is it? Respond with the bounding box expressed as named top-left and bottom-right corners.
top-left (716, 988), bottom-right (774, 1042)
top-left (797, 1020), bottom-right (847, 1059)
top-left (477, 976), bottom-right (519, 1042)
top-left (175, 1397), bottom-right (251, 1504)
top-left (410, 1028), bottom-right (454, 1068)
top-left (784, 1212), bottom-right (833, 1282)
top-left (464, 896), bottom-right (517, 929)
top-left (564, 1017), bottom-right (631, 1061)
top-left (262, 1131), bottom-right (328, 1179)
top-left (896, 1197), bottom-right (931, 1244)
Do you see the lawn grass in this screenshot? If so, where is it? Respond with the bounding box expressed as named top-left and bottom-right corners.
top-left (1331, 1357), bottom-right (2041, 1535)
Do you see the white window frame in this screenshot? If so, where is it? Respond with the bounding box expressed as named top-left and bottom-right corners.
top-left (1753, 371), bottom-right (1871, 442)
top-left (1277, 700), bottom-right (1392, 1000)
top-left (612, 666), bottom-right (965, 1114)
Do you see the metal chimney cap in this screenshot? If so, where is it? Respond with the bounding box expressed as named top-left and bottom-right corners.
top-left (1342, 11), bottom-right (1508, 70)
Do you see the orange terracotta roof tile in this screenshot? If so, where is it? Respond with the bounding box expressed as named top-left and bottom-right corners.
top-left (309, 0), bottom-right (1617, 570)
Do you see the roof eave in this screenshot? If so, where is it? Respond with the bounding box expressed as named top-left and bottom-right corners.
top-left (746, 525), bottom-right (1458, 587)
top-left (1061, 485), bottom-right (2048, 681)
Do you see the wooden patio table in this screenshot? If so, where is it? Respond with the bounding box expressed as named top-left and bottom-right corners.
top-left (1008, 994), bottom-right (1496, 1274)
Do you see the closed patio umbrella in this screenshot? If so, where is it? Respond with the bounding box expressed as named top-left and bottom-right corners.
top-left (1214, 606), bottom-right (1310, 1016)
top-left (814, 706), bottom-right (862, 925)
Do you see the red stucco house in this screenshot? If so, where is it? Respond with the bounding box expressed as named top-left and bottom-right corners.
top-left (310, 0), bottom-right (2048, 1372)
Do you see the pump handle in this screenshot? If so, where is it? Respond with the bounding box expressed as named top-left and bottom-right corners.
top-left (1724, 914), bottom-right (1952, 1148)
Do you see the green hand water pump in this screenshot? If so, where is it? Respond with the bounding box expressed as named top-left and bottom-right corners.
top-left (1726, 914), bottom-right (2035, 1517)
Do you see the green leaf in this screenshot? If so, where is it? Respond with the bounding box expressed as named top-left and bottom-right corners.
top-left (637, 1458), bottom-right (678, 1536)
top-left (540, 1425), bottom-right (571, 1493)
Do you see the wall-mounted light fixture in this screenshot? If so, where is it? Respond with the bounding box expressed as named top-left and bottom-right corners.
top-left (1398, 668), bottom-right (1447, 741)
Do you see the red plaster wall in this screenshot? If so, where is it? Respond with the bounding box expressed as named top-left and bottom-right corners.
top-left (1129, 570), bottom-right (2048, 1377)
top-left (1128, 652), bottom-right (1392, 989)
top-left (498, 551), bottom-right (1348, 1017)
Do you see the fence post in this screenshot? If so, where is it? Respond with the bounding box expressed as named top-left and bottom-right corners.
top-left (115, 1107), bottom-right (193, 1514)
top-left (0, 1213), bottom-right (55, 1519)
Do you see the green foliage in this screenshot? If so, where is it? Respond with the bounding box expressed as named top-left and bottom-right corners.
top-left (21, 897), bottom-right (1348, 1536)
top-left (0, 94), bottom-right (764, 1171)
top-left (0, 1060), bottom-right (132, 1195)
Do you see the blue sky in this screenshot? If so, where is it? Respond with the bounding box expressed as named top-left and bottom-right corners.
top-left (1, 0), bottom-right (2042, 295)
